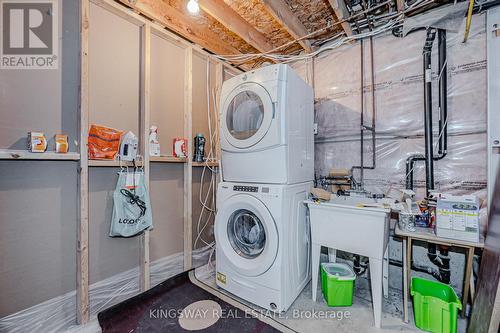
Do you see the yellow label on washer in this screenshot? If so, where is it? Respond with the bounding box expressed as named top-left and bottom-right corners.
top-left (216, 272), bottom-right (226, 285)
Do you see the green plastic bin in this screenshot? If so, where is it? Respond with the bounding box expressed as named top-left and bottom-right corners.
top-left (321, 263), bottom-right (356, 307)
top-left (410, 277), bottom-right (462, 333)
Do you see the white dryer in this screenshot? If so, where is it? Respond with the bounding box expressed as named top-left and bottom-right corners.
top-left (220, 64), bottom-right (314, 184)
top-left (215, 181), bottom-right (312, 312)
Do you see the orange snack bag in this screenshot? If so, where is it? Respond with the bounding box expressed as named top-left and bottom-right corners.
top-left (88, 124), bottom-right (123, 160)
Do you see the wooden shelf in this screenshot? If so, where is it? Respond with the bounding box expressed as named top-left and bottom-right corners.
top-left (88, 159), bottom-right (143, 167)
top-left (150, 155), bottom-right (186, 163)
top-left (0, 149), bottom-right (80, 161)
top-left (192, 161), bottom-right (219, 167)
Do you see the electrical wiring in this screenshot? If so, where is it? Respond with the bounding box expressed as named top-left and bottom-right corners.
top-left (194, 59), bottom-right (220, 252)
top-left (212, 0), bottom-right (436, 66)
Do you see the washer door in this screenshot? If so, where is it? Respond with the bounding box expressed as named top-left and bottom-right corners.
top-left (215, 194), bottom-right (278, 277)
top-left (222, 83), bottom-right (274, 149)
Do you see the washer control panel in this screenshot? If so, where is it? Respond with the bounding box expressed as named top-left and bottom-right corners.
top-left (233, 185), bottom-right (259, 193)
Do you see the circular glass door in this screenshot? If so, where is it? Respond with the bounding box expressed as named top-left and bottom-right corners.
top-left (227, 209), bottom-right (266, 259)
top-left (215, 194), bottom-right (278, 276)
top-left (222, 83), bottom-right (273, 149)
top-left (226, 91), bottom-right (264, 140)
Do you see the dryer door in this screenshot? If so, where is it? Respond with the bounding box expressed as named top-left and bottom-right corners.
top-left (215, 194), bottom-right (278, 277)
top-left (222, 83), bottom-right (274, 149)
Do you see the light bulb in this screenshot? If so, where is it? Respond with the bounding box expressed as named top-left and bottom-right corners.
top-left (187, 0), bottom-right (199, 14)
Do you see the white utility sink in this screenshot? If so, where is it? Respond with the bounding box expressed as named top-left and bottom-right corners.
top-left (305, 197), bottom-right (391, 328)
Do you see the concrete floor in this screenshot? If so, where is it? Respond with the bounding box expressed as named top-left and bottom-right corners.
top-left (194, 263), bottom-right (468, 333)
top-left (63, 263), bottom-right (468, 333)
top-left (65, 317), bottom-right (101, 333)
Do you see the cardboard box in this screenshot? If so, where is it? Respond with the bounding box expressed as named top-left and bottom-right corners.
top-left (436, 194), bottom-right (479, 243)
top-left (27, 131), bottom-right (47, 153)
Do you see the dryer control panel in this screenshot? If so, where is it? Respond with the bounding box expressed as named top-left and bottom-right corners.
top-left (233, 185), bottom-right (258, 193)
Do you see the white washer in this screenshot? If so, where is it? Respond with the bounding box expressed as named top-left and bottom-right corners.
top-left (215, 181), bottom-right (312, 312)
top-left (220, 64), bottom-right (314, 184)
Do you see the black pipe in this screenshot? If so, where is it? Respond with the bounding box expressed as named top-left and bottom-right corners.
top-left (438, 246), bottom-right (451, 284)
top-left (352, 37), bottom-right (376, 182)
top-left (423, 28), bottom-right (436, 195)
top-left (405, 29), bottom-right (449, 192)
top-left (360, 39), bottom-right (365, 188)
top-left (353, 254), bottom-right (368, 276)
top-left (389, 258), bottom-right (444, 283)
top-left (426, 243), bottom-right (451, 284)
top-left (405, 154), bottom-right (425, 190)
top-left (435, 29), bottom-right (448, 160)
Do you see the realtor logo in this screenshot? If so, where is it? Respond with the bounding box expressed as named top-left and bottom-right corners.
top-left (1, 0), bottom-right (58, 69)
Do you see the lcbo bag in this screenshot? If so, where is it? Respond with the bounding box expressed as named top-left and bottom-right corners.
top-left (110, 171), bottom-right (153, 237)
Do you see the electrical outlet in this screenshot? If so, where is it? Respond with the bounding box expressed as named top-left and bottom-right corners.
top-left (313, 123), bottom-right (318, 135)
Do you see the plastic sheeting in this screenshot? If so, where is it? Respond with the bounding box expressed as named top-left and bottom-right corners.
top-left (0, 246), bottom-right (212, 333)
top-left (402, 2), bottom-right (469, 35)
top-left (292, 14), bottom-right (488, 230)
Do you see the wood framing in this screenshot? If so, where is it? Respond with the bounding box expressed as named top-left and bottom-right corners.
top-left (396, 0), bottom-right (405, 13)
top-left (198, 0), bottom-right (274, 53)
top-left (0, 149), bottom-right (80, 160)
top-left (261, 0), bottom-right (312, 52)
top-left (77, 0), bottom-right (90, 325)
top-left (327, 0), bottom-right (354, 37)
top-left (91, 0), bottom-right (145, 25)
top-left (183, 47), bottom-right (194, 270)
top-left (140, 22), bottom-right (151, 292)
top-left (116, 0), bottom-right (242, 56)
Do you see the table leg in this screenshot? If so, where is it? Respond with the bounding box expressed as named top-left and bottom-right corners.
top-left (402, 238), bottom-right (408, 322)
top-left (462, 246), bottom-right (475, 317)
top-left (328, 248), bottom-right (337, 263)
top-left (369, 257), bottom-right (383, 328)
top-left (312, 243), bottom-right (321, 302)
top-left (470, 272), bottom-right (476, 303)
top-left (406, 238), bottom-right (413, 323)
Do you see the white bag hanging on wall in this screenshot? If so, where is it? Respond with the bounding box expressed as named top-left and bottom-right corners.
top-left (110, 170), bottom-right (153, 237)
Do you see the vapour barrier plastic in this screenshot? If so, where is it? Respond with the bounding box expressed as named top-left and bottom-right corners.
top-left (0, 246), bottom-right (212, 333)
top-left (402, 2), bottom-right (469, 35)
top-left (292, 13), bottom-right (487, 231)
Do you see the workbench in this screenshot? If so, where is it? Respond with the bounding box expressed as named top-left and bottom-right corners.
top-left (394, 224), bottom-right (484, 322)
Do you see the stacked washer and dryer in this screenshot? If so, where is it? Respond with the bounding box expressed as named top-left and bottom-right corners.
top-left (215, 64), bottom-right (315, 312)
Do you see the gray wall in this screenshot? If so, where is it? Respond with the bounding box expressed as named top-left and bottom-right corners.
top-left (0, 161), bottom-right (77, 316)
top-left (0, 0), bottom-right (80, 317)
top-left (0, 0), bottom-right (79, 152)
top-left (149, 163), bottom-right (184, 262)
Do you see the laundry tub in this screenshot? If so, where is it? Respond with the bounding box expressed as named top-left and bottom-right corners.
top-left (305, 197), bottom-right (390, 328)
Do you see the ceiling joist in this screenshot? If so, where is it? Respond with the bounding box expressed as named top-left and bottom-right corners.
top-left (261, 0), bottom-right (312, 52)
top-left (327, 0), bottom-right (354, 37)
top-left (396, 0), bottom-right (405, 13)
top-left (198, 0), bottom-right (274, 53)
top-left (117, 0), bottom-right (242, 56)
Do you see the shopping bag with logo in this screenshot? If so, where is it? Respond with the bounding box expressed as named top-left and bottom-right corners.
top-left (110, 170), bottom-right (153, 237)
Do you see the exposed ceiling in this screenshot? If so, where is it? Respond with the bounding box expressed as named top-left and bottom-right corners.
top-left (117, 0), bottom-right (465, 68)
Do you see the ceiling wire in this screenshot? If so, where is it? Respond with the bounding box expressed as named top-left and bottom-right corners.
top-left (213, 0), bottom-right (437, 65)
